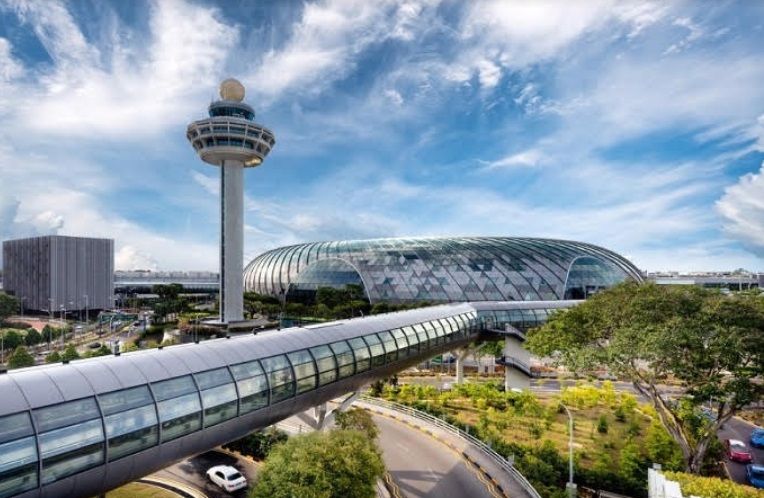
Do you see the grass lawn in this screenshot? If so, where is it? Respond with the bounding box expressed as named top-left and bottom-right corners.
top-left (106, 482), bottom-right (179, 498)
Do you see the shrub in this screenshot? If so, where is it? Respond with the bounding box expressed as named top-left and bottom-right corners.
top-left (665, 471), bottom-right (764, 498)
top-left (597, 415), bottom-right (609, 434)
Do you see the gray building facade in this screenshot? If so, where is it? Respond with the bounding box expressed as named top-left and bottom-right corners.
top-left (2, 235), bottom-right (114, 312)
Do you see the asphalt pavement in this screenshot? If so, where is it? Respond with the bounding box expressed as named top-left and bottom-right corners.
top-left (718, 417), bottom-right (763, 486)
top-left (153, 449), bottom-right (258, 498)
top-left (372, 414), bottom-right (497, 498)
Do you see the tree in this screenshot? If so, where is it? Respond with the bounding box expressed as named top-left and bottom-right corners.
top-left (8, 346), bottom-right (35, 369)
top-left (45, 351), bottom-right (61, 363)
top-left (0, 293), bottom-right (19, 323)
top-left (25, 329), bottom-right (41, 347)
top-left (526, 282), bottom-right (764, 474)
top-left (1, 329), bottom-right (22, 352)
top-left (61, 344), bottom-right (80, 362)
top-left (252, 430), bottom-right (384, 498)
top-left (335, 408), bottom-right (379, 440)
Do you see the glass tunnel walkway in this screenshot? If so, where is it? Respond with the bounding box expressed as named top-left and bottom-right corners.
top-left (0, 300), bottom-right (577, 498)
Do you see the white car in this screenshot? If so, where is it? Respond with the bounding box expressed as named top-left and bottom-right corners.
top-left (206, 465), bottom-right (247, 493)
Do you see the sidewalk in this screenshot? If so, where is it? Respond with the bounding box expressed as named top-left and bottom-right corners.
top-left (354, 399), bottom-right (539, 498)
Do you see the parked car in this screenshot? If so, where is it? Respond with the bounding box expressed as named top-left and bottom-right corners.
top-left (206, 465), bottom-right (247, 493)
top-left (751, 429), bottom-right (764, 448)
top-left (725, 439), bottom-right (753, 463)
top-left (747, 464), bottom-right (764, 489)
top-left (87, 342), bottom-right (101, 349)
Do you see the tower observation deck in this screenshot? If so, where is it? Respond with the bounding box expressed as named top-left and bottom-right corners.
top-left (186, 79), bottom-right (275, 324)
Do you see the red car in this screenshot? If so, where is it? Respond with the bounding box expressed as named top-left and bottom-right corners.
top-left (726, 439), bottom-right (754, 463)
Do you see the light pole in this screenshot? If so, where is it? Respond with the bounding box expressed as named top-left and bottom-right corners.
top-left (560, 403), bottom-right (577, 498)
top-left (19, 297), bottom-right (26, 318)
top-left (59, 304), bottom-right (66, 349)
top-left (84, 294), bottom-right (89, 325)
top-left (47, 298), bottom-right (54, 320)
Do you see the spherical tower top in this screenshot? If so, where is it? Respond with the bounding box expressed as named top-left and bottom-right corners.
top-left (220, 78), bottom-right (245, 102)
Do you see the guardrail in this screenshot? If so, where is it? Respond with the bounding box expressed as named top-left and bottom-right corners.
top-left (358, 395), bottom-right (541, 498)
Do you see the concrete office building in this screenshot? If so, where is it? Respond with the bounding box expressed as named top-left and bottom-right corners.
top-left (2, 235), bottom-right (114, 313)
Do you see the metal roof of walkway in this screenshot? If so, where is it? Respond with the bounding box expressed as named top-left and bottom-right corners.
top-left (0, 300), bottom-right (578, 498)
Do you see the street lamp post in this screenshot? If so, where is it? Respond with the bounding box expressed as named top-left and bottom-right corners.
top-left (19, 297), bottom-right (26, 318)
top-left (84, 294), bottom-right (89, 325)
top-left (560, 403), bottom-right (577, 498)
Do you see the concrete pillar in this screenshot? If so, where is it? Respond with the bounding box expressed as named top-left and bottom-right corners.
top-left (220, 160), bottom-right (244, 323)
top-left (455, 348), bottom-right (471, 384)
top-left (503, 336), bottom-right (531, 391)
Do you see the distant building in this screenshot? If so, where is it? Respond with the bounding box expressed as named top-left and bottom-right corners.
top-left (2, 235), bottom-right (114, 312)
top-left (648, 270), bottom-right (762, 291)
top-left (114, 270), bottom-right (218, 294)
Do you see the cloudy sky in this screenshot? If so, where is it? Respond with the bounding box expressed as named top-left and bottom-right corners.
top-left (0, 0), bottom-right (763, 273)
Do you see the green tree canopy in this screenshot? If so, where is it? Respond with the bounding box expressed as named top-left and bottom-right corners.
top-left (45, 351), bottom-right (61, 363)
top-left (252, 429), bottom-right (384, 498)
top-left (25, 329), bottom-right (41, 347)
top-left (334, 408), bottom-right (379, 440)
top-left (8, 346), bottom-right (35, 369)
top-left (1, 329), bottom-right (22, 352)
top-left (61, 344), bottom-right (81, 362)
top-left (0, 293), bottom-right (19, 323)
top-left (526, 282), bottom-right (764, 474)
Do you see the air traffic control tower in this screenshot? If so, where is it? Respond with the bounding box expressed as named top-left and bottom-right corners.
top-left (187, 79), bottom-right (275, 324)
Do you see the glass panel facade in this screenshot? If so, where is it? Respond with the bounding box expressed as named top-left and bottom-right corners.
top-left (231, 360), bottom-right (269, 413)
top-left (329, 341), bottom-right (355, 378)
top-left (34, 398), bottom-right (104, 484)
top-left (100, 386), bottom-right (158, 461)
top-left (0, 412), bottom-right (37, 498)
top-left (244, 237), bottom-right (642, 302)
top-left (195, 369), bottom-right (238, 427)
top-left (152, 376), bottom-right (201, 442)
top-left (348, 337), bottom-right (370, 372)
top-left (402, 326), bottom-right (419, 353)
top-left (310, 345), bottom-right (337, 386)
top-left (261, 355), bottom-right (295, 403)
top-left (377, 330), bottom-right (398, 363)
top-left (363, 334), bottom-right (386, 367)
top-left (288, 350), bottom-right (317, 394)
top-left (390, 328), bottom-right (409, 356)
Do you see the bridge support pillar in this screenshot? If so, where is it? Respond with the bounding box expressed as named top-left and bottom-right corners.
top-left (503, 336), bottom-right (531, 391)
top-left (454, 348), bottom-right (471, 385)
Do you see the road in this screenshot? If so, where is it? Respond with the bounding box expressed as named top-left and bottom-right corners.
top-left (154, 449), bottom-right (258, 498)
top-left (372, 414), bottom-right (496, 498)
top-left (718, 417), bottom-right (763, 485)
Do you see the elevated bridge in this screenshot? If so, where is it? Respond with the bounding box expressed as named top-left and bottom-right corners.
top-left (0, 300), bottom-right (578, 498)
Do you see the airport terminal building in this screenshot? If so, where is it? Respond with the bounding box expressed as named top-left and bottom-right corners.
top-left (243, 236), bottom-right (643, 304)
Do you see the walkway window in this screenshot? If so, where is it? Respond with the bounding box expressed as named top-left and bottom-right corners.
top-left (261, 355), bottom-right (295, 403)
top-left (390, 329), bottom-right (409, 357)
top-left (288, 350), bottom-right (317, 394)
top-left (310, 345), bottom-right (337, 386)
top-left (436, 319), bottom-right (454, 340)
top-left (0, 412), bottom-right (37, 497)
top-left (363, 334), bottom-right (386, 368)
top-left (445, 317), bottom-right (460, 337)
top-left (348, 337), bottom-right (371, 372)
top-left (152, 376), bottom-right (201, 442)
top-left (377, 330), bottom-right (398, 363)
top-left (99, 386), bottom-right (158, 462)
top-left (329, 341), bottom-right (355, 379)
top-left (230, 360), bottom-right (269, 413)
top-left (195, 369), bottom-right (238, 428)
top-left (402, 326), bottom-right (419, 353)
top-left (34, 398), bottom-right (104, 484)
top-left (413, 324), bottom-right (430, 348)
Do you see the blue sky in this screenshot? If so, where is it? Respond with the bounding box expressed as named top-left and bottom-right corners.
top-left (0, 0), bottom-right (763, 273)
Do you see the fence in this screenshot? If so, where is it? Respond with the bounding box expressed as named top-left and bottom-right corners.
top-left (358, 395), bottom-right (542, 498)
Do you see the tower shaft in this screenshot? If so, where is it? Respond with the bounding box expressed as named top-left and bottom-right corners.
top-left (220, 160), bottom-right (244, 323)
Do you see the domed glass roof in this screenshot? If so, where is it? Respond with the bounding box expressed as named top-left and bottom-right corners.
top-left (243, 236), bottom-right (642, 304)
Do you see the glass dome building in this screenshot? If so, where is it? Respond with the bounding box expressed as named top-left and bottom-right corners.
top-left (243, 237), bottom-right (643, 304)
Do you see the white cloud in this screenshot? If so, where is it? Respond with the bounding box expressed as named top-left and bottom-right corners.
top-left (192, 171), bottom-right (220, 196)
top-left (116, 246), bottom-right (159, 271)
top-left (717, 162), bottom-right (764, 255)
top-left (482, 149), bottom-right (544, 170)
top-left (4, 0), bottom-right (238, 138)
top-left (384, 89), bottom-right (404, 106)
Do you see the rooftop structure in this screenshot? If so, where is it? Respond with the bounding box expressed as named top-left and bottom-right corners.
top-left (186, 79), bottom-right (275, 325)
top-left (243, 236), bottom-right (643, 304)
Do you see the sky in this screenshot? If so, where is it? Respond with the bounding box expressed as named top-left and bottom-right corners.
top-left (0, 0), bottom-right (763, 273)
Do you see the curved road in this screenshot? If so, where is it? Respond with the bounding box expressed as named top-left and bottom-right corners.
top-left (372, 414), bottom-right (497, 498)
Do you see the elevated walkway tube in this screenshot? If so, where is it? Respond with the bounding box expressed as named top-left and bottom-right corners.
top-left (0, 300), bottom-right (576, 498)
